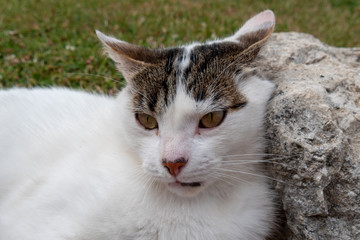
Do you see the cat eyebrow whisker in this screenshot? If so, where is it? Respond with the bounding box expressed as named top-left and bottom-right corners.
top-left (129, 88), bottom-right (158, 111)
top-left (213, 55), bottom-right (241, 83)
top-left (208, 48), bottom-right (254, 92)
top-left (206, 77), bottom-right (233, 101)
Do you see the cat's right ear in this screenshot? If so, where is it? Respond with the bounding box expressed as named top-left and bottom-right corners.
top-left (96, 30), bottom-right (157, 81)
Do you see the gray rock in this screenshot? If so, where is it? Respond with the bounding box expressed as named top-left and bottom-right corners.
top-left (260, 32), bottom-right (360, 240)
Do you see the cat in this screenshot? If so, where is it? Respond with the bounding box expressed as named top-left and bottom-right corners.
top-left (0, 10), bottom-right (277, 240)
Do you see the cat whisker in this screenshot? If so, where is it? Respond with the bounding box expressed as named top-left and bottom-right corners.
top-left (221, 153), bottom-right (298, 158)
top-left (221, 160), bottom-right (297, 170)
top-left (212, 172), bottom-right (253, 186)
top-left (221, 155), bottom-right (297, 162)
top-left (213, 174), bottom-right (278, 196)
top-left (140, 176), bottom-right (157, 205)
top-left (131, 170), bottom-right (147, 183)
top-left (211, 172), bottom-right (276, 193)
top-left (217, 168), bottom-right (288, 184)
top-left (222, 157), bottom-right (293, 162)
top-left (223, 157), bottom-right (295, 162)
top-left (222, 157), bottom-right (296, 163)
top-left (211, 174), bottom-right (244, 188)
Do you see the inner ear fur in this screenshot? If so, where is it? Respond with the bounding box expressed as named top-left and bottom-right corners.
top-left (96, 30), bottom-right (167, 81)
top-left (224, 10), bottom-right (275, 62)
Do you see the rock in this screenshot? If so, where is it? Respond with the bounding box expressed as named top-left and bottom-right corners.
top-left (259, 32), bottom-right (360, 239)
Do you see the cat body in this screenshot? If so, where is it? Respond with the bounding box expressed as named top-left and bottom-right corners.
top-left (0, 10), bottom-right (276, 240)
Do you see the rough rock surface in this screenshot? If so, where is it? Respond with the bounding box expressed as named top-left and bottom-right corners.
top-left (260, 32), bottom-right (360, 240)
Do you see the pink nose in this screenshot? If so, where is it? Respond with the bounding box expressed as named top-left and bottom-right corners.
top-left (162, 158), bottom-right (188, 177)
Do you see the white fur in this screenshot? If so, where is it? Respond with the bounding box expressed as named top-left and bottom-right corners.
top-left (0, 76), bottom-right (275, 240)
top-left (178, 43), bottom-right (198, 74)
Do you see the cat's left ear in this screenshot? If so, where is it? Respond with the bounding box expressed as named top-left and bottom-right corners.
top-left (225, 10), bottom-right (275, 59)
top-left (96, 30), bottom-right (160, 81)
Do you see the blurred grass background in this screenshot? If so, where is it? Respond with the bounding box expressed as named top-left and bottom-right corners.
top-left (1, 0), bottom-right (359, 93)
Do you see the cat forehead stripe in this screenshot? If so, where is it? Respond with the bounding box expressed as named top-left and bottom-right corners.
top-left (178, 43), bottom-right (199, 78)
top-left (130, 42), bottom-right (247, 114)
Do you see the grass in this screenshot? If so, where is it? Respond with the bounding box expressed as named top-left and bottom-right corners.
top-left (1, 0), bottom-right (359, 93)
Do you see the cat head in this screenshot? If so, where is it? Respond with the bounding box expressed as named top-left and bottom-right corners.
top-left (97, 10), bottom-right (275, 197)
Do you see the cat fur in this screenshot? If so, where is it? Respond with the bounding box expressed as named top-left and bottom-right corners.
top-left (0, 10), bottom-right (277, 240)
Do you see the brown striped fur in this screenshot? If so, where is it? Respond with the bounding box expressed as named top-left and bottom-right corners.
top-left (97, 17), bottom-right (274, 116)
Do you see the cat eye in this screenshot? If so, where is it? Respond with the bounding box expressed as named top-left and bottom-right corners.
top-left (199, 111), bottom-right (226, 129)
top-left (136, 113), bottom-right (158, 130)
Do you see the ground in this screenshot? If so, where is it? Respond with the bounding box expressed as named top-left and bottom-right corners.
top-left (0, 0), bottom-right (359, 91)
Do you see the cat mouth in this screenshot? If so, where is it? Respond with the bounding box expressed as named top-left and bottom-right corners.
top-left (180, 182), bottom-right (201, 187)
top-left (169, 181), bottom-right (202, 187)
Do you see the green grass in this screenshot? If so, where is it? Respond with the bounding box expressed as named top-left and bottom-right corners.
top-left (1, 0), bottom-right (359, 93)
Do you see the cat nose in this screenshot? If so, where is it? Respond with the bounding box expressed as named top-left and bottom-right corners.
top-left (162, 158), bottom-right (188, 177)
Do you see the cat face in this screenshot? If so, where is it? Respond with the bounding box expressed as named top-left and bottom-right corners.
top-left (98, 10), bottom-right (276, 197)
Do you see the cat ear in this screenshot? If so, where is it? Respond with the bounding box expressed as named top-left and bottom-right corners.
top-left (225, 10), bottom-right (275, 55)
top-left (96, 30), bottom-right (157, 81)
